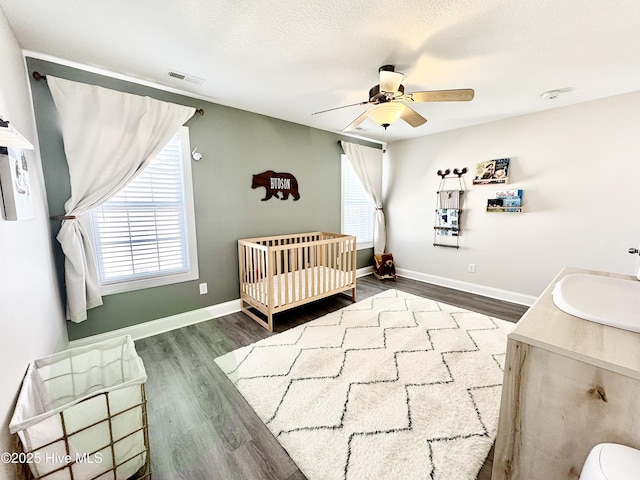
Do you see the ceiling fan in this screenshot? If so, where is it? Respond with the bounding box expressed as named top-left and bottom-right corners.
top-left (313, 65), bottom-right (475, 131)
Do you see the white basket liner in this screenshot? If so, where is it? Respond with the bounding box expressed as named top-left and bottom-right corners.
top-left (9, 335), bottom-right (147, 479)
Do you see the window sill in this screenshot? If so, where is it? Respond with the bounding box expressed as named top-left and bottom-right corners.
top-left (100, 269), bottom-right (199, 296)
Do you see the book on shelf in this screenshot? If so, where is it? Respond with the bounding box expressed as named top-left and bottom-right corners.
top-left (473, 158), bottom-right (510, 185)
top-left (487, 189), bottom-right (523, 212)
top-left (486, 198), bottom-right (506, 212)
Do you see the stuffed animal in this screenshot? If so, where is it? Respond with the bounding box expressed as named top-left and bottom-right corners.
top-left (373, 253), bottom-right (397, 280)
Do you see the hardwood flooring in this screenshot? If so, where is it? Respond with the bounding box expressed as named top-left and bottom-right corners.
top-left (135, 275), bottom-right (529, 480)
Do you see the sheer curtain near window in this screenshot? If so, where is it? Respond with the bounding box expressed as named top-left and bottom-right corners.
top-left (48, 76), bottom-right (196, 322)
top-left (340, 141), bottom-right (386, 254)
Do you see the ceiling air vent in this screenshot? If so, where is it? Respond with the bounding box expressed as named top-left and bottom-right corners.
top-left (166, 69), bottom-right (205, 86)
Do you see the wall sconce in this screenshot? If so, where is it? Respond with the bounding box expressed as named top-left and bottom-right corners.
top-left (191, 147), bottom-right (202, 161)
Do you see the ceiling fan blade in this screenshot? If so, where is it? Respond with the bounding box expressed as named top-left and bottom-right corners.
top-left (408, 89), bottom-right (475, 102)
top-left (380, 70), bottom-right (404, 93)
top-left (343, 110), bottom-right (371, 131)
top-left (400, 105), bottom-right (427, 127)
top-left (312, 100), bottom-right (370, 116)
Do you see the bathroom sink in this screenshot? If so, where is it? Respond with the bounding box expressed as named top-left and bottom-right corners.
top-left (552, 273), bottom-right (640, 333)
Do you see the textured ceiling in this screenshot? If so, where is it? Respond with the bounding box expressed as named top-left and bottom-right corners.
top-left (2, 0), bottom-right (640, 143)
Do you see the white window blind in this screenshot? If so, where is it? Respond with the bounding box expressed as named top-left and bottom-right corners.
top-left (90, 127), bottom-right (198, 294)
top-left (341, 155), bottom-right (374, 249)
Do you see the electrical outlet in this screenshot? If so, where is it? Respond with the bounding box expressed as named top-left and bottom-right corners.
top-left (199, 282), bottom-right (208, 294)
top-left (468, 264), bottom-right (476, 273)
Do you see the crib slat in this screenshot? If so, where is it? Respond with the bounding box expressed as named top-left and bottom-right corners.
top-left (284, 246), bottom-right (290, 305)
top-left (252, 247), bottom-right (258, 303)
top-left (338, 240), bottom-right (342, 287)
top-left (345, 240), bottom-right (349, 285)
top-left (324, 242), bottom-right (329, 294)
top-left (238, 243), bottom-right (244, 295)
top-left (251, 247), bottom-right (257, 303)
top-left (248, 245), bottom-right (253, 297)
top-left (256, 247), bottom-right (261, 304)
top-left (343, 239), bottom-right (348, 286)
top-left (297, 246), bottom-right (303, 301)
top-left (340, 240), bottom-right (344, 286)
top-left (348, 240), bottom-right (355, 284)
top-left (245, 244), bottom-right (251, 298)
top-left (287, 246), bottom-right (293, 300)
top-left (262, 248), bottom-right (266, 305)
top-left (306, 244), bottom-right (311, 299)
top-left (276, 249), bottom-right (282, 307)
top-left (264, 248), bottom-right (269, 305)
top-left (307, 244), bottom-right (312, 298)
top-left (330, 243), bottom-right (338, 290)
top-left (265, 248), bottom-right (269, 305)
top-left (257, 247), bottom-right (263, 303)
top-left (313, 244), bottom-right (319, 297)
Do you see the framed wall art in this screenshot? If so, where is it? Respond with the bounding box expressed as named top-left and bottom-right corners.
top-left (0, 147), bottom-right (35, 220)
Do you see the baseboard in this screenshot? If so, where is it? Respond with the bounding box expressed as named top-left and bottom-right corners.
top-left (68, 267), bottom-right (532, 348)
top-left (69, 298), bottom-right (242, 348)
top-left (395, 267), bottom-right (537, 306)
top-left (356, 266), bottom-right (373, 278)
top-left (70, 269), bottom-right (371, 348)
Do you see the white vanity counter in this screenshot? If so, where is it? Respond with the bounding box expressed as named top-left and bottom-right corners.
top-left (510, 267), bottom-right (640, 380)
top-left (492, 267), bottom-right (640, 480)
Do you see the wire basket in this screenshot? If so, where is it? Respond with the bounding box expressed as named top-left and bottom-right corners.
top-left (10, 336), bottom-right (151, 480)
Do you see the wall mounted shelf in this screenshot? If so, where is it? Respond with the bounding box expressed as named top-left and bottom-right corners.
top-left (486, 206), bottom-right (523, 213)
top-left (486, 189), bottom-right (523, 214)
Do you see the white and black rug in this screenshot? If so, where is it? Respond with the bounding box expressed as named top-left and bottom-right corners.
top-left (215, 289), bottom-right (514, 480)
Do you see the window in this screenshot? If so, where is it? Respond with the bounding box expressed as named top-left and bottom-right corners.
top-left (341, 154), bottom-right (375, 249)
top-left (89, 127), bottom-right (198, 294)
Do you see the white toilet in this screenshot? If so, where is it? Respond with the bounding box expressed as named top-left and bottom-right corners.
top-left (580, 443), bottom-right (640, 479)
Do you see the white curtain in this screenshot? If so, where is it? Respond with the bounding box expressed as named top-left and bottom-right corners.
top-left (48, 76), bottom-right (196, 322)
top-left (340, 141), bottom-right (386, 254)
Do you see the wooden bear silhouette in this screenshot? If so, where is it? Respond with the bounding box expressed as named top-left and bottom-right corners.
top-left (251, 170), bottom-right (300, 201)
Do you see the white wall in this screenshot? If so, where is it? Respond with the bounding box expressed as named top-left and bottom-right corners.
top-left (385, 91), bottom-right (640, 302)
top-left (0, 9), bottom-right (67, 479)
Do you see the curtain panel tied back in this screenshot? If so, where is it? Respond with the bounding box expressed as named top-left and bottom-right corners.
top-left (340, 141), bottom-right (386, 254)
top-left (48, 76), bottom-right (196, 322)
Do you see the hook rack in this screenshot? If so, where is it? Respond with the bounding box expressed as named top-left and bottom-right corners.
top-left (433, 168), bottom-right (467, 249)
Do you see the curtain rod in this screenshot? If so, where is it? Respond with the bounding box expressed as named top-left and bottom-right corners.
top-left (338, 139), bottom-right (386, 152)
top-left (32, 71), bottom-right (205, 116)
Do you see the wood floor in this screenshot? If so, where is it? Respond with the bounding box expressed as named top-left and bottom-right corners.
top-left (135, 275), bottom-right (529, 480)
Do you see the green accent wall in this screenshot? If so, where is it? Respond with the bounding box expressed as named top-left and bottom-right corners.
top-left (27, 58), bottom-right (377, 340)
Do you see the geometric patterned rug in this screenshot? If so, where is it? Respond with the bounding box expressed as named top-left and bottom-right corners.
top-left (215, 290), bottom-right (514, 480)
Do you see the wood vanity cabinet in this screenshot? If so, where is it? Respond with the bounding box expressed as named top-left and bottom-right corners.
top-left (492, 267), bottom-right (640, 480)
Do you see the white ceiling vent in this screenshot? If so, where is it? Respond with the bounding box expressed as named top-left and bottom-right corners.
top-left (166, 69), bottom-right (205, 86)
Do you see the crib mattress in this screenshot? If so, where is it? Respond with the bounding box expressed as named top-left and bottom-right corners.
top-left (243, 266), bottom-right (354, 308)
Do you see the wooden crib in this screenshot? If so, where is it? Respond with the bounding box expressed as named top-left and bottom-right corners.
top-left (238, 232), bottom-right (357, 331)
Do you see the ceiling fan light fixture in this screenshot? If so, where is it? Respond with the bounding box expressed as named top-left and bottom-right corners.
top-left (379, 70), bottom-right (404, 93)
top-left (369, 102), bottom-right (405, 129)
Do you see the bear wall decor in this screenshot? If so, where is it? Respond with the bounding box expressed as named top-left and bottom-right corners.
top-left (251, 170), bottom-right (300, 201)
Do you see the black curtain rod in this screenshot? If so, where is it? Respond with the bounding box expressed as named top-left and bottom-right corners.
top-left (31, 71), bottom-right (205, 116)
